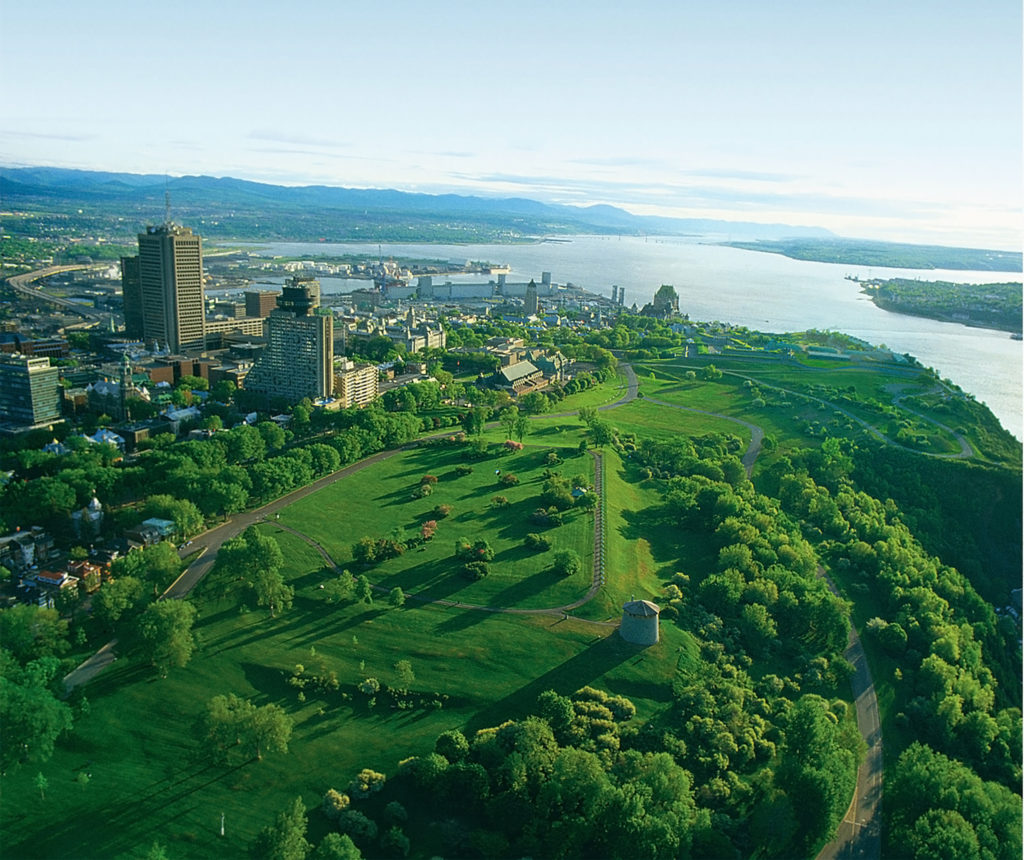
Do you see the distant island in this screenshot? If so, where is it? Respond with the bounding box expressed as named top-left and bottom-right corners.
top-left (856, 277), bottom-right (1023, 334)
top-left (723, 237), bottom-right (1023, 272)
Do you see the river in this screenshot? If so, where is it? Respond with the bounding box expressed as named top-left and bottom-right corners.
top-left (238, 236), bottom-right (1022, 440)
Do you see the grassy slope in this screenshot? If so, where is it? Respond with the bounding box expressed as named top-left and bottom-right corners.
top-left (2, 354), bottom-right (1016, 858)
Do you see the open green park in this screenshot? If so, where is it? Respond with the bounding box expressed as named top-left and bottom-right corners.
top-left (2, 353), bottom-right (1020, 859)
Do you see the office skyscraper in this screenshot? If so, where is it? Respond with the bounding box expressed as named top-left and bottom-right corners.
top-left (120, 254), bottom-right (143, 338)
top-left (0, 354), bottom-right (62, 431)
top-left (245, 276), bottom-right (334, 402)
top-left (137, 223), bottom-right (205, 352)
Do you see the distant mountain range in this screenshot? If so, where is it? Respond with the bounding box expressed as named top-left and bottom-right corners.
top-left (0, 166), bottom-right (833, 243)
top-left (2, 168), bottom-right (1020, 272)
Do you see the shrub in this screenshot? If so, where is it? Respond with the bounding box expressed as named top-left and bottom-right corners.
top-left (499, 473), bottom-right (519, 487)
top-left (385, 801), bottom-right (409, 825)
top-left (414, 483), bottom-right (433, 498)
top-left (349, 768), bottom-right (386, 798)
top-left (503, 440), bottom-right (523, 452)
top-left (461, 561), bottom-right (490, 580)
top-left (455, 538), bottom-right (493, 562)
top-left (381, 827), bottom-right (410, 858)
top-left (433, 504), bottom-right (453, 519)
top-left (491, 495), bottom-right (509, 508)
top-left (322, 789), bottom-right (350, 820)
top-left (420, 474), bottom-right (438, 485)
top-left (338, 809), bottom-right (378, 841)
top-left (454, 464), bottom-right (473, 476)
top-left (545, 451), bottom-right (561, 465)
top-left (552, 549), bottom-right (582, 577)
top-left (524, 533), bottom-right (551, 551)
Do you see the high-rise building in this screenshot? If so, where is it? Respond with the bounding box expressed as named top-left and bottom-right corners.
top-left (137, 223), bottom-right (205, 352)
top-left (525, 280), bottom-right (539, 316)
top-left (0, 354), bottom-right (62, 431)
top-left (120, 255), bottom-right (143, 338)
top-left (244, 276), bottom-right (333, 402)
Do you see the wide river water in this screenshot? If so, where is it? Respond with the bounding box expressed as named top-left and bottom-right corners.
top-left (242, 236), bottom-right (1022, 441)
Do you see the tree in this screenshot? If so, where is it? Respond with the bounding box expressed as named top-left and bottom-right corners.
top-left (499, 406), bottom-right (519, 440)
top-left (251, 796), bottom-right (310, 860)
top-left (323, 574), bottom-right (354, 604)
top-left (513, 414), bottom-right (531, 443)
top-left (34, 771), bottom-right (48, 800)
top-left (211, 379), bottom-right (236, 403)
top-left (93, 577), bottom-right (145, 629)
top-left (388, 587), bottom-right (406, 609)
top-left (519, 391), bottom-right (549, 415)
top-left (201, 694), bottom-right (293, 763)
top-left (588, 419), bottom-right (614, 448)
top-left (143, 494), bottom-right (204, 538)
top-left (136, 600), bottom-right (197, 676)
top-left (380, 827), bottom-right (410, 858)
top-left (0, 605), bottom-right (69, 663)
top-left (312, 833), bottom-right (362, 860)
top-left (253, 566), bottom-right (294, 617)
top-left (138, 541), bottom-right (184, 593)
top-left (218, 527), bottom-right (291, 616)
top-left (355, 575), bottom-right (373, 604)
top-left (552, 549), bottom-right (583, 578)
top-left (435, 729), bottom-right (469, 763)
top-left (393, 659), bottom-right (415, 692)
top-left (0, 658), bottom-right (73, 770)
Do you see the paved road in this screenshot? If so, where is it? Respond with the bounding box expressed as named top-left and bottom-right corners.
top-left (63, 448), bottom-right (398, 692)
top-left (5, 263), bottom-right (110, 321)
top-left (817, 574), bottom-right (883, 860)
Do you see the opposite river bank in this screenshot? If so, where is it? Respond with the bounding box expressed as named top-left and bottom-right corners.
top-left (238, 235), bottom-right (1022, 441)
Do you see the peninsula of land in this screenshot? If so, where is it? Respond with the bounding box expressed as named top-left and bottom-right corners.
top-left (723, 237), bottom-right (1023, 272)
top-left (856, 277), bottom-right (1023, 334)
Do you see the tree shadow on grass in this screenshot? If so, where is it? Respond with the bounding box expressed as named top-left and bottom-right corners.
top-left (77, 656), bottom-right (152, 699)
top-left (620, 504), bottom-right (713, 576)
top-left (378, 559), bottom-right (470, 606)
top-left (284, 606), bottom-right (391, 647)
top-left (28, 756), bottom-right (253, 860)
top-left (430, 569), bottom-right (559, 636)
top-left (466, 631), bottom-right (645, 734)
top-left (240, 661), bottom-right (291, 703)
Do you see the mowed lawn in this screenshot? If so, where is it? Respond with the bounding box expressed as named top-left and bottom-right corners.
top-left (0, 456), bottom-right (688, 858)
top-left (277, 443), bottom-right (595, 610)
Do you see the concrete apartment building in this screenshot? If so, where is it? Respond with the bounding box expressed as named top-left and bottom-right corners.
top-left (333, 357), bottom-right (379, 408)
top-left (244, 277), bottom-right (334, 402)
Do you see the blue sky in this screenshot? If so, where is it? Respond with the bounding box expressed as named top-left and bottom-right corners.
top-left (2, 0), bottom-right (1021, 249)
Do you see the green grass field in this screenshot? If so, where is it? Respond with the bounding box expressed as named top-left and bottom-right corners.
top-left (275, 444), bottom-right (594, 610)
top-left (2, 350), bottom-right (1014, 858)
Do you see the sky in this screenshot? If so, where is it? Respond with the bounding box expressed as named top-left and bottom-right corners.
top-left (2, 0), bottom-right (1021, 250)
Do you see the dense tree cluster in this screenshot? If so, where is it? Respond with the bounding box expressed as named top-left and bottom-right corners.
top-left (758, 442), bottom-right (1022, 853)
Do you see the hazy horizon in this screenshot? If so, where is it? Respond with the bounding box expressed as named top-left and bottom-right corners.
top-left (2, 0), bottom-right (1020, 251)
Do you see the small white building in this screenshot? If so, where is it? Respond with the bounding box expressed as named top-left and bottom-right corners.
top-left (620, 599), bottom-right (660, 645)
